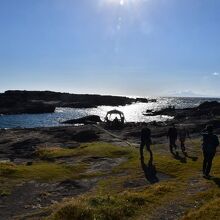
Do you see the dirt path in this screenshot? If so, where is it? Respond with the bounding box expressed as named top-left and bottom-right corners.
top-left (93, 125), bottom-right (137, 147)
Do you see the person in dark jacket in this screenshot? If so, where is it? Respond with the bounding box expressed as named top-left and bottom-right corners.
top-left (202, 125), bottom-right (219, 178)
top-left (140, 124), bottom-right (152, 161)
top-left (178, 125), bottom-right (190, 155)
top-left (167, 124), bottom-right (178, 154)
top-left (140, 124), bottom-right (158, 183)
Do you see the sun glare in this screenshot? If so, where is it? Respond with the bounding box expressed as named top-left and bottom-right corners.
top-left (106, 0), bottom-right (139, 6)
top-left (99, 0), bottom-right (144, 9)
top-left (106, 0), bottom-right (124, 6)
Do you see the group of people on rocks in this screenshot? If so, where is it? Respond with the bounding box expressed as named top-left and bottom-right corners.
top-left (140, 123), bottom-right (219, 179)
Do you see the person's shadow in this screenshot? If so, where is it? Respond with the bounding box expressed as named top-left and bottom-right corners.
top-left (140, 149), bottom-right (159, 184)
top-left (184, 152), bottom-right (198, 162)
top-left (171, 151), bottom-right (187, 163)
top-left (211, 177), bottom-right (220, 187)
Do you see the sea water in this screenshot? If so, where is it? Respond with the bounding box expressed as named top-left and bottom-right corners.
top-left (0, 97), bottom-right (220, 129)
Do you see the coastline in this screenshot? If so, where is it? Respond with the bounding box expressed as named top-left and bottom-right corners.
top-left (1, 99), bottom-right (220, 219)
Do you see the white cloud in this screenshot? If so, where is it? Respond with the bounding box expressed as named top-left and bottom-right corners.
top-left (212, 72), bottom-right (219, 76)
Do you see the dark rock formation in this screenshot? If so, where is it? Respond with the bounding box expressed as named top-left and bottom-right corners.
top-left (0, 91), bottom-right (56, 115)
top-left (198, 101), bottom-right (220, 109)
top-left (0, 125), bottom-right (100, 159)
top-left (9, 138), bottom-right (41, 159)
top-left (136, 98), bottom-right (157, 103)
top-left (145, 101), bottom-right (220, 120)
top-left (61, 103), bottom-right (98, 108)
top-left (62, 115), bottom-right (102, 125)
top-left (0, 101), bottom-right (56, 115)
top-left (144, 106), bottom-right (176, 116)
top-left (192, 101), bottom-right (220, 117)
top-left (72, 130), bottom-right (99, 142)
top-left (0, 90), bottom-right (157, 115)
top-left (177, 101), bottom-right (220, 118)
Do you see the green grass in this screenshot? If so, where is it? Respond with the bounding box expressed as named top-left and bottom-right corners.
top-left (36, 147), bottom-right (78, 160)
top-left (36, 142), bottom-right (132, 160)
top-left (182, 198), bottom-right (220, 220)
top-left (2, 140), bottom-right (220, 220)
top-left (0, 162), bottom-right (87, 182)
top-left (46, 140), bottom-right (220, 220)
top-left (0, 142), bottom-right (133, 196)
top-left (0, 161), bottom-right (88, 195)
top-left (48, 183), bottom-right (175, 220)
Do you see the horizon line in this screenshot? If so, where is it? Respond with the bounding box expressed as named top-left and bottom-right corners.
top-left (1, 89), bottom-right (220, 99)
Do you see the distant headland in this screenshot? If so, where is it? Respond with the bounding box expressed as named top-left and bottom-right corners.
top-left (0, 90), bottom-right (156, 115)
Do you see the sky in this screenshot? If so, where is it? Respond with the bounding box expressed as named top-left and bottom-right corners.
top-left (0, 0), bottom-right (220, 97)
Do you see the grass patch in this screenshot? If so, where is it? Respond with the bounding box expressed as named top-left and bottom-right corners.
top-left (36, 147), bottom-right (77, 160)
top-left (47, 143), bottom-right (191, 220)
top-left (3, 139), bottom-right (220, 220)
top-left (182, 197), bottom-right (220, 220)
top-left (0, 162), bottom-right (87, 182)
top-left (36, 142), bottom-right (133, 160)
top-left (0, 142), bottom-right (134, 197)
top-left (0, 188), bottom-right (11, 196)
top-left (48, 183), bottom-right (175, 220)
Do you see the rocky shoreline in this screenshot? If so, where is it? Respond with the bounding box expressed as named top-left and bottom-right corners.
top-left (1, 101), bottom-right (220, 156)
top-left (1, 106), bottom-right (220, 162)
top-left (144, 101), bottom-right (220, 119)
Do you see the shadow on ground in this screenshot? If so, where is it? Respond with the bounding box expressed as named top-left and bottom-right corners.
top-left (140, 148), bottom-right (159, 184)
top-left (212, 177), bottom-right (220, 187)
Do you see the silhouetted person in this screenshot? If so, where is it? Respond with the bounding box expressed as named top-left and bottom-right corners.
top-left (113, 117), bottom-right (119, 128)
top-left (167, 124), bottom-right (178, 154)
top-left (140, 124), bottom-right (158, 183)
top-left (202, 125), bottom-right (219, 179)
top-left (178, 126), bottom-right (190, 155)
top-left (140, 124), bottom-right (152, 160)
top-left (121, 116), bottom-right (125, 124)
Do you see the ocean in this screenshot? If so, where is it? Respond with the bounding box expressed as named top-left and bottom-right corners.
top-left (0, 97), bottom-right (220, 129)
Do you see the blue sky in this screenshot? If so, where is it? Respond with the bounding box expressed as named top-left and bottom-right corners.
top-left (0, 0), bottom-right (220, 97)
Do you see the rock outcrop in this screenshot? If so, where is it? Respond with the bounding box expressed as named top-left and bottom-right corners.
top-left (0, 90), bottom-right (156, 115)
top-left (145, 101), bottom-right (220, 119)
top-left (0, 100), bottom-right (56, 115)
top-left (62, 115), bottom-right (102, 125)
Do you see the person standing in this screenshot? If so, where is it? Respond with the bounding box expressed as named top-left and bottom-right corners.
top-left (178, 125), bottom-right (190, 155)
top-left (140, 124), bottom-right (158, 183)
top-left (202, 125), bottom-right (219, 179)
top-left (167, 124), bottom-right (178, 154)
top-left (140, 124), bottom-right (152, 161)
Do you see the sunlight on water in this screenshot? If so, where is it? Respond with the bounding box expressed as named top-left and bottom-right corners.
top-left (0, 97), bottom-right (220, 129)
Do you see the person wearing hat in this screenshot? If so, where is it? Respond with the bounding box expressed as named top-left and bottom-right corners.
top-left (201, 125), bottom-right (219, 178)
